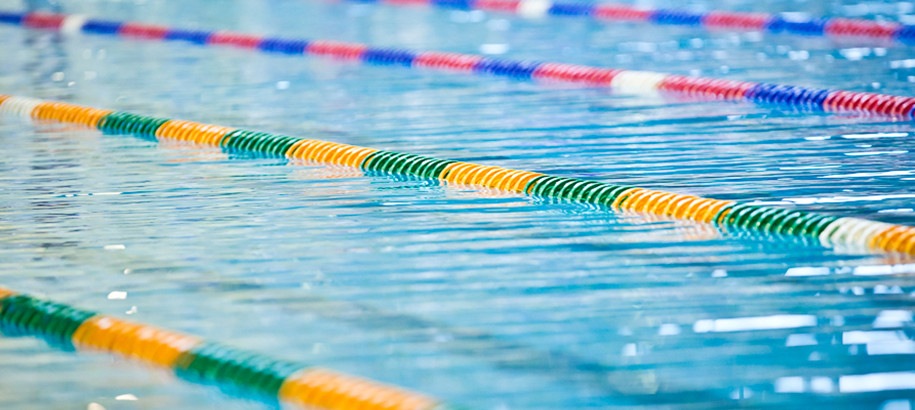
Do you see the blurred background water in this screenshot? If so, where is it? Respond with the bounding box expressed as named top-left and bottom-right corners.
top-left (1, 0), bottom-right (915, 408)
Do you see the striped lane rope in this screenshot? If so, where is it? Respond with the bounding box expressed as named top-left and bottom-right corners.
top-left (1, 10), bottom-right (914, 118)
top-left (2, 94), bottom-right (914, 255)
top-left (321, 0), bottom-right (915, 45)
top-left (0, 287), bottom-right (452, 410)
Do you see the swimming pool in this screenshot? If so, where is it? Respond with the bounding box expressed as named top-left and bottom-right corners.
top-left (2, 0), bottom-right (915, 408)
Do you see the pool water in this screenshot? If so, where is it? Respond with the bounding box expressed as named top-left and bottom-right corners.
top-left (2, 0), bottom-right (915, 408)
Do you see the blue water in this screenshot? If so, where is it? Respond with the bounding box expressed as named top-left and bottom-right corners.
top-left (1, 0), bottom-right (915, 408)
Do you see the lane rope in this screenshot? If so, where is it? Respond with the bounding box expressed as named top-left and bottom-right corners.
top-left (1, 10), bottom-right (914, 119)
top-left (3, 94), bottom-right (914, 256)
top-left (0, 286), bottom-right (454, 410)
top-left (322, 0), bottom-right (915, 45)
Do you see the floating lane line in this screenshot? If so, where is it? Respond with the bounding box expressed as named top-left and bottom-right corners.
top-left (2, 95), bottom-right (914, 256)
top-left (1, 10), bottom-right (914, 119)
top-left (0, 287), bottom-right (451, 410)
top-left (319, 0), bottom-right (915, 46)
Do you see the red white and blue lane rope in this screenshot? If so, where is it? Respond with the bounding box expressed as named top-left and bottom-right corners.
top-left (324, 0), bottom-right (915, 45)
top-left (2, 10), bottom-right (915, 118)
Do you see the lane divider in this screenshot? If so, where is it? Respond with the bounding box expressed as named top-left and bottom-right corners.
top-left (1, 10), bottom-right (914, 119)
top-left (3, 94), bottom-right (914, 255)
top-left (0, 287), bottom-right (451, 410)
top-left (322, 0), bottom-right (915, 45)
